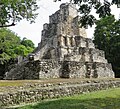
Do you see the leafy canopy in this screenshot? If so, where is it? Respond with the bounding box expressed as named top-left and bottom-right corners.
top-left (21, 37), bottom-right (35, 49)
top-left (0, 28), bottom-right (20, 61)
top-left (93, 15), bottom-right (120, 77)
top-left (0, 28), bottom-right (35, 63)
top-left (0, 0), bottom-right (39, 27)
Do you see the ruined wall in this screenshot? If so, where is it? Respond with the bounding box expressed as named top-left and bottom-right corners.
top-left (5, 60), bottom-right (61, 80)
top-left (38, 60), bottom-right (61, 79)
top-left (4, 61), bottom-right (40, 80)
top-left (4, 60), bottom-right (66, 80)
top-left (0, 80), bottom-right (120, 107)
top-left (61, 61), bottom-right (86, 78)
top-left (61, 61), bottom-right (114, 79)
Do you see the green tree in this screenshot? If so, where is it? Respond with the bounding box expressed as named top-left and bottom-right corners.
top-left (55, 0), bottom-right (120, 28)
top-left (21, 37), bottom-right (35, 49)
top-left (0, 28), bottom-right (35, 79)
top-left (0, 0), bottom-right (39, 27)
top-left (93, 15), bottom-right (120, 77)
top-left (14, 45), bottom-right (34, 57)
top-left (0, 28), bottom-right (35, 61)
top-left (14, 45), bottom-right (28, 57)
top-left (0, 28), bottom-right (21, 61)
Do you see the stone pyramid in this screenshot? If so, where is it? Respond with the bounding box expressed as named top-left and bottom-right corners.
top-left (5, 3), bottom-right (114, 79)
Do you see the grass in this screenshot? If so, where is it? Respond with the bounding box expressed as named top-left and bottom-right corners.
top-left (1, 78), bottom-right (120, 87)
top-left (16, 88), bottom-right (120, 109)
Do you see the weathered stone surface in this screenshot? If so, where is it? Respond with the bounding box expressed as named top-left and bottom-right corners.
top-left (0, 79), bottom-right (120, 107)
top-left (4, 3), bottom-right (114, 80)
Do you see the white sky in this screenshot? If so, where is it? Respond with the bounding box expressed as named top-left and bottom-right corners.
top-left (9, 0), bottom-right (120, 47)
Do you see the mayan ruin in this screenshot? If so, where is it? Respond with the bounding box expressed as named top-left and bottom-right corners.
top-left (5, 3), bottom-right (114, 80)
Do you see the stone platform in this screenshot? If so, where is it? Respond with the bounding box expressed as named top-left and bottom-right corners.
top-left (0, 79), bottom-right (120, 108)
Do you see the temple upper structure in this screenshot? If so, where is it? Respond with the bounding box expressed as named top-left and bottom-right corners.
top-left (34, 3), bottom-right (87, 61)
top-left (5, 3), bottom-right (114, 80)
top-left (43, 3), bottom-right (87, 37)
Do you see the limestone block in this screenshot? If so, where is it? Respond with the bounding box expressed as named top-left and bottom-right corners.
top-left (60, 35), bottom-right (65, 46)
top-left (41, 30), bottom-right (47, 37)
top-left (49, 10), bottom-right (60, 24)
top-left (79, 28), bottom-right (87, 38)
top-left (90, 48), bottom-right (107, 63)
top-left (71, 36), bottom-right (76, 46)
top-left (85, 62), bottom-right (97, 78)
top-left (60, 47), bottom-right (68, 58)
top-left (64, 54), bottom-right (82, 62)
top-left (52, 36), bottom-right (58, 47)
top-left (75, 36), bottom-right (87, 47)
top-left (94, 63), bottom-right (114, 78)
top-left (65, 36), bottom-right (71, 46)
top-left (80, 38), bottom-right (87, 47)
top-left (84, 52), bottom-right (90, 62)
top-left (38, 60), bottom-right (60, 79)
top-left (72, 17), bottom-right (80, 36)
top-left (61, 61), bottom-right (86, 78)
top-left (43, 23), bottom-right (49, 30)
top-left (78, 47), bottom-right (90, 62)
top-left (86, 38), bottom-right (95, 48)
top-left (68, 4), bottom-right (78, 18)
top-left (57, 23), bottom-right (63, 35)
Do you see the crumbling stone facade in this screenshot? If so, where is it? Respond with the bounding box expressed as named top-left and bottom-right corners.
top-left (5, 3), bottom-right (114, 80)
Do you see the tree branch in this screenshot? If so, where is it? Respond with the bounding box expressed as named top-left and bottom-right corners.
top-left (0, 23), bottom-right (16, 28)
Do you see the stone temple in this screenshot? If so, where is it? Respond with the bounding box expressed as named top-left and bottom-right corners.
top-left (5, 3), bottom-right (114, 79)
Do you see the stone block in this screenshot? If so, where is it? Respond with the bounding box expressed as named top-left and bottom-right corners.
top-left (86, 38), bottom-right (95, 48)
top-left (75, 36), bottom-right (87, 47)
top-left (43, 23), bottom-right (49, 30)
top-left (94, 63), bottom-right (114, 78)
top-left (90, 48), bottom-right (107, 63)
top-left (61, 61), bottom-right (86, 78)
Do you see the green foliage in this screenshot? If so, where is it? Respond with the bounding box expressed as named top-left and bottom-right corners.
top-left (14, 45), bottom-right (28, 57)
top-left (0, 28), bottom-right (35, 61)
top-left (0, 0), bottom-right (39, 27)
top-left (55, 0), bottom-right (120, 28)
top-left (17, 88), bottom-right (120, 109)
top-left (21, 37), bottom-right (35, 49)
top-left (0, 28), bottom-right (20, 61)
top-left (94, 15), bottom-right (115, 50)
top-left (14, 45), bottom-right (34, 57)
top-left (0, 28), bottom-right (35, 78)
top-left (93, 15), bottom-right (120, 77)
